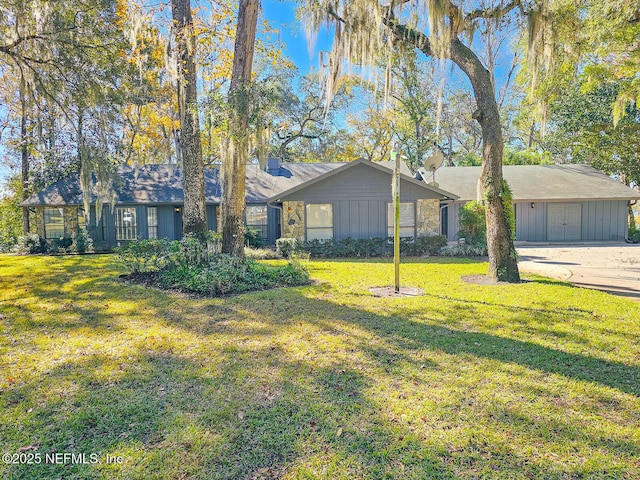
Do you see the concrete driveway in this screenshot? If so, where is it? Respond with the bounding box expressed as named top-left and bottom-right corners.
top-left (517, 244), bottom-right (640, 300)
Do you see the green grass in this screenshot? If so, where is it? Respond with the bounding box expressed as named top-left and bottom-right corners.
top-left (0, 254), bottom-right (638, 479)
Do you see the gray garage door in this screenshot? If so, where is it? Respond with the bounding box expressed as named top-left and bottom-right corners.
top-left (548, 203), bottom-right (582, 241)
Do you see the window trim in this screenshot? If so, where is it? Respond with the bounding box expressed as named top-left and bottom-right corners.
top-left (245, 204), bottom-right (268, 241)
top-left (147, 206), bottom-right (158, 239)
top-left (44, 207), bottom-right (65, 239)
top-left (305, 203), bottom-right (333, 241)
top-left (115, 207), bottom-right (138, 241)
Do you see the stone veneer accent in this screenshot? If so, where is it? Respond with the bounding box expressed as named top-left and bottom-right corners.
top-left (63, 206), bottom-right (78, 236)
top-left (282, 201), bottom-right (305, 240)
top-left (416, 199), bottom-right (440, 236)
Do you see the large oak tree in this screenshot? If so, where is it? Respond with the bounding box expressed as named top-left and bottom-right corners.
top-left (220, 0), bottom-right (259, 256)
top-left (304, 0), bottom-right (524, 281)
top-left (171, 0), bottom-right (207, 236)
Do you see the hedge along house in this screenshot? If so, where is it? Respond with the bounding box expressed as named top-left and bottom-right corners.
top-left (20, 158), bottom-right (457, 249)
top-left (426, 164), bottom-right (640, 243)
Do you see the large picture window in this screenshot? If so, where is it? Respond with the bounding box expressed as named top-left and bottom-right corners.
top-left (306, 204), bottom-right (333, 240)
top-left (387, 202), bottom-right (415, 238)
top-left (115, 207), bottom-right (137, 241)
top-left (44, 207), bottom-right (65, 239)
top-left (147, 207), bottom-right (158, 239)
top-left (245, 205), bottom-right (268, 240)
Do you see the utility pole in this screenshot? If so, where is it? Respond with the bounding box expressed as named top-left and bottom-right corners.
top-left (391, 143), bottom-right (400, 293)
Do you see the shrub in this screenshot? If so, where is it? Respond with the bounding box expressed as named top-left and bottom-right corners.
top-left (244, 227), bottom-right (265, 248)
top-left (276, 238), bottom-right (300, 259)
top-left (457, 201), bottom-right (487, 247)
top-left (16, 233), bottom-right (48, 254)
top-left (159, 255), bottom-right (309, 295)
top-left (169, 231), bottom-right (222, 266)
top-left (115, 238), bottom-right (173, 273)
top-left (628, 228), bottom-right (640, 244)
top-left (413, 235), bottom-right (448, 256)
top-left (51, 237), bottom-right (73, 253)
top-left (117, 233), bottom-right (308, 296)
top-left (70, 228), bottom-right (94, 254)
top-left (441, 244), bottom-right (488, 257)
top-left (245, 246), bottom-right (281, 260)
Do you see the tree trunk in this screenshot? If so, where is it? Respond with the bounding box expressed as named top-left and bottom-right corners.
top-left (221, 0), bottom-right (259, 257)
top-left (450, 39), bottom-right (519, 282)
top-left (20, 83), bottom-right (29, 234)
top-left (171, 0), bottom-right (207, 236)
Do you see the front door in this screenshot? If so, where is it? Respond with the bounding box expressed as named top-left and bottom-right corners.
top-left (547, 203), bottom-right (582, 241)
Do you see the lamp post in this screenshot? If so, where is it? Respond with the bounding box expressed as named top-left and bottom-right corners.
top-left (391, 142), bottom-right (400, 293)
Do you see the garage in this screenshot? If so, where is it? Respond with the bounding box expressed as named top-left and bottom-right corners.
top-left (434, 164), bottom-right (640, 243)
top-left (547, 203), bottom-right (582, 241)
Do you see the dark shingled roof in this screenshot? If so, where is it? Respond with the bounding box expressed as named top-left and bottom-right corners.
top-left (423, 164), bottom-right (640, 202)
top-left (20, 162), bottom-right (346, 207)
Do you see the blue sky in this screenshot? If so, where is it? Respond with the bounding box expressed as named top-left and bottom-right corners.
top-left (261, 0), bottom-right (333, 74)
top-left (1, 2), bottom-right (516, 194)
top-left (0, 0), bottom-right (328, 194)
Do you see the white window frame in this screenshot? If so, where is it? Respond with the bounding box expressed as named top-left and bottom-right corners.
top-left (306, 203), bottom-right (333, 241)
top-left (44, 207), bottom-right (65, 239)
top-left (245, 205), bottom-right (268, 240)
top-left (115, 207), bottom-right (138, 241)
top-left (147, 207), bottom-right (158, 239)
top-left (387, 202), bottom-right (416, 239)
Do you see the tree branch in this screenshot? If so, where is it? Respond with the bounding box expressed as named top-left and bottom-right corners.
top-left (464, 0), bottom-right (521, 24)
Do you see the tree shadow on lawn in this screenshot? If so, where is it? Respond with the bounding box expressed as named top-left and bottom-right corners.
top-left (2, 256), bottom-right (639, 478)
top-left (2, 343), bottom-right (459, 479)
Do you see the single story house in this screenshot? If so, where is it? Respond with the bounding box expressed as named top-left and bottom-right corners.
top-left (425, 164), bottom-right (640, 242)
top-left (20, 158), bottom-right (457, 249)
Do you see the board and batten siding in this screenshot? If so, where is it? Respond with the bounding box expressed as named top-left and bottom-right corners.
top-left (280, 163), bottom-right (440, 240)
top-left (445, 200), bottom-right (629, 242)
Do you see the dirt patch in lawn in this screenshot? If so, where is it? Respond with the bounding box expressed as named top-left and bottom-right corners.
top-left (369, 286), bottom-right (425, 297)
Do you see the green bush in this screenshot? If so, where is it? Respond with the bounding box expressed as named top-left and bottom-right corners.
top-left (159, 255), bottom-right (309, 295)
top-left (403, 235), bottom-right (448, 256)
top-left (16, 233), bottom-right (48, 254)
top-left (245, 246), bottom-right (281, 260)
top-left (244, 227), bottom-right (265, 248)
top-left (441, 244), bottom-right (488, 257)
top-left (171, 231), bottom-right (222, 266)
top-left (276, 238), bottom-right (300, 259)
top-left (115, 238), bottom-right (173, 273)
top-left (71, 228), bottom-right (94, 254)
top-left (628, 228), bottom-right (640, 243)
top-left (117, 233), bottom-right (308, 295)
top-left (457, 201), bottom-right (487, 247)
top-left (51, 237), bottom-right (73, 253)
top-left (276, 235), bottom-right (447, 258)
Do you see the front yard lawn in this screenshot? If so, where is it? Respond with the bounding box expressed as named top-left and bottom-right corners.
top-left (0, 254), bottom-right (638, 479)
